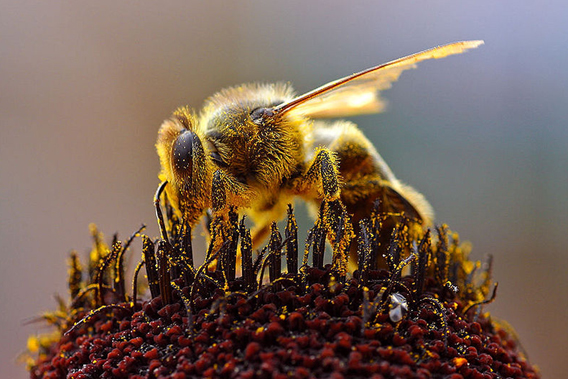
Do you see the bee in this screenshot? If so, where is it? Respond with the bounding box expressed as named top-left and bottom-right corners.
top-left (156, 40), bottom-right (483, 264)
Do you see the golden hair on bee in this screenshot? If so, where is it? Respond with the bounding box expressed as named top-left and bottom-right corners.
top-left (155, 40), bottom-right (483, 264)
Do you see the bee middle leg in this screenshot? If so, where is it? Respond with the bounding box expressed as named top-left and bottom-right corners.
top-left (293, 147), bottom-right (341, 201)
top-left (291, 148), bottom-right (354, 273)
top-left (250, 147), bottom-right (343, 247)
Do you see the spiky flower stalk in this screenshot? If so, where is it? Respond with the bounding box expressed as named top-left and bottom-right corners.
top-left (26, 198), bottom-right (539, 378)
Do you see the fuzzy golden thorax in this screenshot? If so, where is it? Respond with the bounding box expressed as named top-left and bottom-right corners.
top-left (199, 83), bottom-right (306, 192)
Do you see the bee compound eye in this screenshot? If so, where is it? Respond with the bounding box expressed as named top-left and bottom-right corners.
top-left (172, 130), bottom-right (196, 173)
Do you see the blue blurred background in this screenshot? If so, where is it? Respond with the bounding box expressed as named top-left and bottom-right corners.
top-left (2, 1), bottom-right (566, 377)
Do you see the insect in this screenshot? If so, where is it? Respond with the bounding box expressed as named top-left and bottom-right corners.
top-left (156, 40), bottom-right (483, 264)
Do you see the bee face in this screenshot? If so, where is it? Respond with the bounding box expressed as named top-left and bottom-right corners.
top-left (156, 108), bottom-right (213, 225)
top-left (156, 41), bottom-right (483, 257)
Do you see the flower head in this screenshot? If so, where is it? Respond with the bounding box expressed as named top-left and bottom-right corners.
top-left (27, 199), bottom-right (540, 378)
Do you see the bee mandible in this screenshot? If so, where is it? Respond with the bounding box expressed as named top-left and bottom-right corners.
top-left (156, 40), bottom-right (483, 264)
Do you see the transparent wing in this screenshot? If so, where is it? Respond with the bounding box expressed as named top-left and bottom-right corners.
top-left (274, 40), bottom-right (483, 119)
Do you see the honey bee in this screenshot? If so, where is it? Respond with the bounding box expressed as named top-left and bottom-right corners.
top-left (156, 40), bottom-right (483, 263)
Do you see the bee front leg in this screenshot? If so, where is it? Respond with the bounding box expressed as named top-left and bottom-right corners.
top-left (209, 169), bottom-right (250, 238)
top-left (211, 170), bottom-right (227, 215)
top-left (207, 170), bottom-right (234, 255)
top-left (211, 169), bottom-right (251, 213)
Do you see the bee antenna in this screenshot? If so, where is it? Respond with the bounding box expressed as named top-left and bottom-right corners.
top-left (154, 181), bottom-right (170, 245)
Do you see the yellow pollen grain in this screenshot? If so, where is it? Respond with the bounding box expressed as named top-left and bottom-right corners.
top-left (453, 357), bottom-right (468, 368)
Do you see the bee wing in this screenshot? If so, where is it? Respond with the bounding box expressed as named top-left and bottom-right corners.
top-left (274, 40), bottom-right (483, 119)
top-left (381, 185), bottom-right (424, 223)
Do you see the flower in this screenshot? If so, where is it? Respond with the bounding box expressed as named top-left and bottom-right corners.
top-left (26, 200), bottom-right (540, 378)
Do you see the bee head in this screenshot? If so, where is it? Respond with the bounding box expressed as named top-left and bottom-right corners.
top-left (156, 107), bottom-right (213, 224)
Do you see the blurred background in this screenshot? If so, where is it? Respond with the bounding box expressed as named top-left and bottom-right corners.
top-left (2, 1), bottom-right (567, 377)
